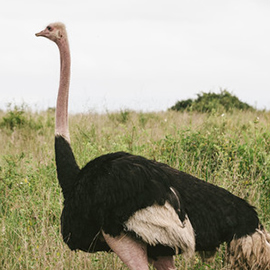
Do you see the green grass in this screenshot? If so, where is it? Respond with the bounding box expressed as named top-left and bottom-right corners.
top-left (0, 107), bottom-right (269, 269)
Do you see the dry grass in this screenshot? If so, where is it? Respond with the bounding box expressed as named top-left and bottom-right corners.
top-left (0, 107), bottom-right (269, 269)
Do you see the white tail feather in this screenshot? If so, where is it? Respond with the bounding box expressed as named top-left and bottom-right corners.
top-left (124, 201), bottom-right (195, 259)
top-left (228, 229), bottom-right (270, 269)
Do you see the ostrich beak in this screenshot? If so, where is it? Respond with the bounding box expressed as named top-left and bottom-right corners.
top-left (35, 30), bottom-right (45, 37)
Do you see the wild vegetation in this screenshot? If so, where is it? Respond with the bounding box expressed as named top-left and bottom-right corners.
top-left (0, 104), bottom-right (270, 269)
top-left (170, 89), bottom-right (254, 113)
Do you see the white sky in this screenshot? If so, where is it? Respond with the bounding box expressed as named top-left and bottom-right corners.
top-left (1, 0), bottom-right (270, 113)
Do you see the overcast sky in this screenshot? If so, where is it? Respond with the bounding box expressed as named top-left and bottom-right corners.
top-left (1, 0), bottom-right (270, 113)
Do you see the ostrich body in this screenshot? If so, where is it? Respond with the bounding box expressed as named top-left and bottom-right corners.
top-left (36, 23), bottom-right (270, 270)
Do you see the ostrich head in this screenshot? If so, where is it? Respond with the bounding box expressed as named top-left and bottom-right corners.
top-left (35, 22), bottom-right (67, 43)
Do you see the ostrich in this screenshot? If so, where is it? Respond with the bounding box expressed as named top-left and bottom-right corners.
top-left (36, 22), bottom-right (270, 270)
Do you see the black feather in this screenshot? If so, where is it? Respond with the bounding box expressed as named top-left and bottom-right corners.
top-left (55, 136), bottom-right (80, 198)
top-left (55, 135), bottom-right (259, 257)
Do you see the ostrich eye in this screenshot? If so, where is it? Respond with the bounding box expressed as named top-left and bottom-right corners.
top-left (47, 26), bottom-right (52, 31)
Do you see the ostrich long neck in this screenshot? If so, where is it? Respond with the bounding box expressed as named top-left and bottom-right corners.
top-left (55, 36), bottom-right (80, 198)
top-left (56, 37), bottom-right (70, 141)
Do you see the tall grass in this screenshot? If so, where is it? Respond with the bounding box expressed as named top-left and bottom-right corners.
top-left (0, 106), bottom-right (269, 269)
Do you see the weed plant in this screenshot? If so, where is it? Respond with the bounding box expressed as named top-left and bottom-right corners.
top-left (0, 106), bottom-right (269, 269)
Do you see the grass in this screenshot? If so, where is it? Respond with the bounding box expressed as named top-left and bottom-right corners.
top-left (0, 106), bottom-right (269, 269)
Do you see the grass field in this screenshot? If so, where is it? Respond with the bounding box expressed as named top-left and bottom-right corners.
top-left (0, 106), bottom-right (269, 269)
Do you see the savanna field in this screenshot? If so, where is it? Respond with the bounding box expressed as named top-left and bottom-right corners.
top-left (0, 105), bottom-right (270, 269)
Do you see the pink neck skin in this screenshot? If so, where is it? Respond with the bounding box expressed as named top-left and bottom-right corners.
top-left (55, 36), bottom-right (71, 142)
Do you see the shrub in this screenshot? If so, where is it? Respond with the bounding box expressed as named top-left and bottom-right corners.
top-left (170, 90), bottom-right (254, 113)
top-left (0, 104), bottom-right (45, 131)
top-left (0, 105), bottom-right (27, 130)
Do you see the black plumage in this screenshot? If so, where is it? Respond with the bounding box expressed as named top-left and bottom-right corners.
top-left (56, 135), bottom-right (259, 259)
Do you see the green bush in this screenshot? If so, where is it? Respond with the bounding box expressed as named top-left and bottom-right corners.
top-left (170, 90), bottom-right (254, 113)
top-left (0, 105), bottom-right (27, 130)
top-left (0, 104), bottom-right (48, 131)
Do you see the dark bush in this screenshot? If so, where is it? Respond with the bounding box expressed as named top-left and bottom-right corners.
top-left (170, 90), bottom-right (254, 113)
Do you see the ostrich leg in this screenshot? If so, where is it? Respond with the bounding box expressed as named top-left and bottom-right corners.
top-left (102, 231), bottom-right (149, 270)
top-left (149, 256), bottom-right (176, 270)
